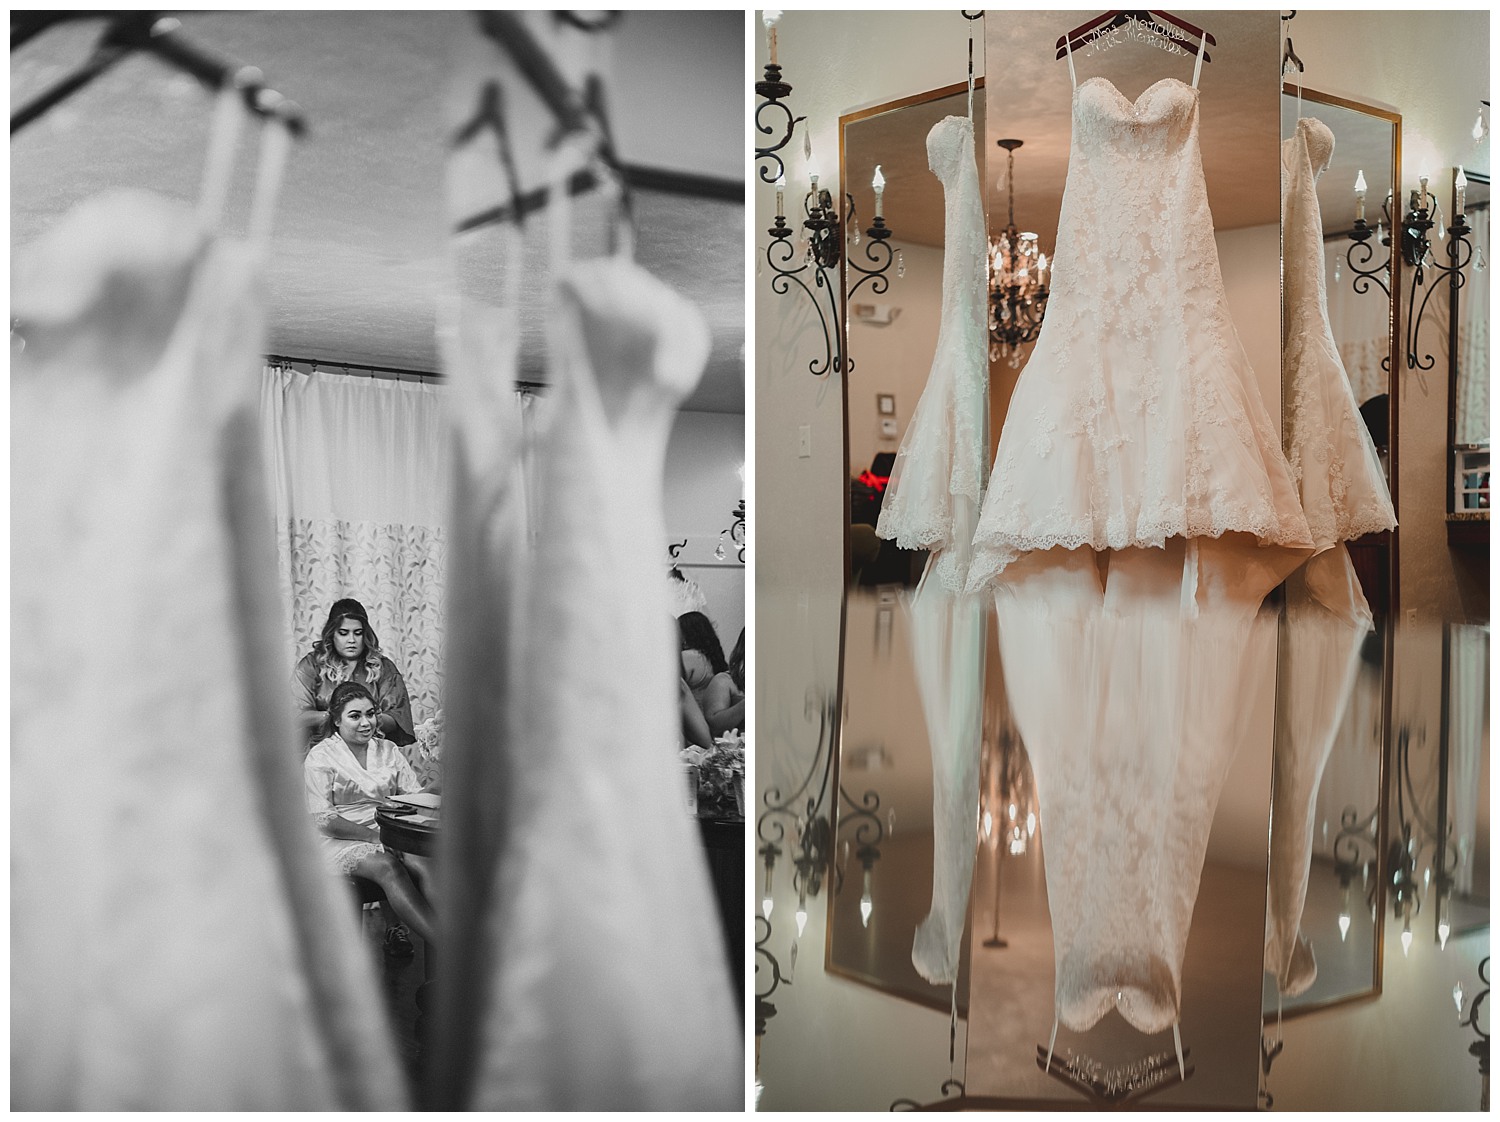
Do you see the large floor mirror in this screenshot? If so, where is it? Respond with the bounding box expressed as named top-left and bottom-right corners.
top-left (1266, 87), bottom-right (1402, 1021)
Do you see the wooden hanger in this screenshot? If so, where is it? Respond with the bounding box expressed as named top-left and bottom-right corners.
top-left (1054, 10), bottom-right (1215, 62)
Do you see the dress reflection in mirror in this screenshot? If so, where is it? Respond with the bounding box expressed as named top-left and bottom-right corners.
top-left (969, 27), bottom-right (1310, 1081)
top-left (1266, 106), bottom-right (1398, 1003)
top-left (871, 47), bottom-right (990, 989)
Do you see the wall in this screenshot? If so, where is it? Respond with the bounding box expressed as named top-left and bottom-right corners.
top-left (1291, 9), bottom-right (1490, 625)
top-left (665, 409), bottom-right (746, 651)
top-left (756, 7), bottom-right (1490, 1113)
top-left (754, 9), bottom-right (989, 1109)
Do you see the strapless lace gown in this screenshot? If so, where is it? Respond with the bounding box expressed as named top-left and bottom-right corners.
top-left (968, 76), bottom-right (1313, 592)
top-left (1280, 117), bottom-right (1397, 551)
top-left (12, 192), bottom-right (406, 1109)
top-left (876, 114), bottom-right (989, 594)
top-left (1265, 117), bottom-right (1395, 996)
top-left (439, 246), bottom-right (741, 1109)
top-left (876, 115), bottom-right (989, 986)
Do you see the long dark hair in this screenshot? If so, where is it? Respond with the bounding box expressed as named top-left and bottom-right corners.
top-left (311, 606), bottom-right (384, 687)
top-left (323, 680), bottom-right (377, 742)
top-left (677, 611), bottom-right (728, 676)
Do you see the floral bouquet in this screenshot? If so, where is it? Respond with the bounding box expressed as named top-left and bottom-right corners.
top-left (681, 729), bottom-right (745, 818)
top-left (406, 710), bottom-right (444, 788)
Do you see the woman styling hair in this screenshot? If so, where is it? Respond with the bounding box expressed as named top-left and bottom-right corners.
top-left (303, 680), bottom-right (436, 950)
top-left (293, 598), bottom-right (416, 749)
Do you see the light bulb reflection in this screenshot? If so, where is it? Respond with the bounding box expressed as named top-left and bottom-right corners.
top-left (1338, 912), bottom-right (1351, 941)
top-left (860, 893), bottom-right (873, 928)
top-left (1401, 925), bottom-right (1413, 957)
top-left (1439, 920), bottom-right (1451, 949)
top-left (762, 895), bottom-right (774, 921)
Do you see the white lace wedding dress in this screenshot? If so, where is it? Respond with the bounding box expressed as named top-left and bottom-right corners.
top-left (879, 114), bottom-right (991, 986)
top-left (976, 41), bottom-right (1312, 1057)
top-left (434, 155), bottom-right (740, 1103)
top-left (1264, 116), bottom-right (1397, 996)
top-left (876, 114), bottom-right (990, 595)
top-left (968, 43), bottom-right (1313, 597)
top-left (12, 189), bottom-right (406, 1110)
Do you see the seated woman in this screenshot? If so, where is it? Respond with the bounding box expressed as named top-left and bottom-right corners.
top-left (677, 611), bottom-right (744, 737)
top-left (294, 598), bottom-right (416, 750)
top-left (304, 680), bottom-right (437, 950)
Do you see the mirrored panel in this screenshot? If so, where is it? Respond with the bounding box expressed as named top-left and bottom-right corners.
top-left (1451, 169), bottom-right (1489, 523)
top-left (1265, 88), bottom-right (1401, 1021)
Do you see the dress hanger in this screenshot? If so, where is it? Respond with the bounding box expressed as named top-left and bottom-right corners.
top-left (11, 12), bottom-right (306, 137)
top-left (451, 80), bottom-right (527, 230)
top-left (1281, 11), bottom-right (1305, 76)
top-left (1054, 10), bottom-right (1214, 63)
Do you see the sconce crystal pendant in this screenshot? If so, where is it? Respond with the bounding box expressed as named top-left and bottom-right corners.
top-left (988, 139), bottom-right (1050, 367)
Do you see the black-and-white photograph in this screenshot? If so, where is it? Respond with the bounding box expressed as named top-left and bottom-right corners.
top-left (12, 10), bottom-right (745, 1110)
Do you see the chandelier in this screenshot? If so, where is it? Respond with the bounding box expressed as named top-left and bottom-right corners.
top-left (988, 139), bottom-right (1051, 366)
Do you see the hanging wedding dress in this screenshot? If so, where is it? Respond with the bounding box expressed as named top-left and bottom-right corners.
top-left (968, 41), bottom-right (1313, 598)
top-left (11, 105), bottom-right (406, 1110)
top-left (1265, 115), bottom-right (1398, 996)
top-left (876, 114), bottom-right (989, 595)
top-left (977, 39), bottom-right (1311, 1060)
top-left (434, 139), bottom-right (740, 1109)
top-left (879, 112), bottom-right (991, 986)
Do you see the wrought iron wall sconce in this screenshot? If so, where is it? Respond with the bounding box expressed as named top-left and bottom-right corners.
top-left (715, 500), bottom-right (746, 563)
top-left (754, 13), bottom-right (898, 378)
top-left (1331, 801), bottom-right (1381, 943)
top-left (755, 689), bottom-right (887, 1039)
top-left (1343, 173), bottom-right (1394, 312)
top-left (1399, 170), bottom-right (1474, 372)
top-left (765, 187), bottom-right (898, 378)
top-left (1455, 957), bottom-right (1490, 1110)
top-left (754, 12), bottom-right (803, 186)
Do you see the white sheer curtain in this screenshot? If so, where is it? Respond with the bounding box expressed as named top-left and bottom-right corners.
top-left (258, 366), bottom-right (451, 724)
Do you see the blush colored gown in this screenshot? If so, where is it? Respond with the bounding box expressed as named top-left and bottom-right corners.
top-left (969, 45), bottom-right (1312, 597)
top-left (974, 38), bottom-right (1312, 1048)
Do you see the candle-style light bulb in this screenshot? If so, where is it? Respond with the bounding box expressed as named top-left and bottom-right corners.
top-left (764, 10), bottom-right (781, 66)
top-left (872, 164), bottom-right (886, 219)
top-left (1419, 170), bottom-right (1431, 210)
top-left (859, 869), bottom-right (873, 928)
top-left (1456, 165), bottom-right (1468, 218)
top-left (1338, 911), bottom-right (1352, 941)
top-left (1475, 109), bottom-right (1486, 142)
top-left (775, 172), bottom-right (785, 219)
top-left (1355, 169), bottom-right (1368, 222)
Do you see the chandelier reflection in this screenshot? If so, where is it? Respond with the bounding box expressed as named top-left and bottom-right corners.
top-left (977, 709), bottom-right (1037, 951)
top-left (988, 138), bottom-right (1050, 366)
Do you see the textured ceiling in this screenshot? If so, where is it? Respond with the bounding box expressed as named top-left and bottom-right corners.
top-left (11, 10), bottom-right (746, 413)
top-left (845, 11), bottom-right (1284, 252)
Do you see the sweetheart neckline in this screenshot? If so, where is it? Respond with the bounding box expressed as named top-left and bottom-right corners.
top-left (1075, 75), bottom-right (1200, 112)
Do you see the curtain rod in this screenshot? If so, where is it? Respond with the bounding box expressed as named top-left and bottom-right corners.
top-left (267, 354), bottom-right (544, 391)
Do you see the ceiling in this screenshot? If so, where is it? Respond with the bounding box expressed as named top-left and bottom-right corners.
top-left (845, 11), bottom-right (1284, 251)
top-left (11, 11), bottom-right (746, 413)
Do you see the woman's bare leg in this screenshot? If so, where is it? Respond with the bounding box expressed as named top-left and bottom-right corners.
top-left (353, 851), bottom-right (437, 945)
